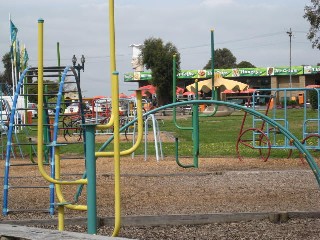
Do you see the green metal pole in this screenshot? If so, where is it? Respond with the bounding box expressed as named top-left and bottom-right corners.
top-left (85, 123), bottom-right (97, 234)
top-left (199, 29), bottom-right (218, 117)
top-left (211, 29), bottom-right (215, 100)
top-left (193, 80), bottom-right (199, 168)
top-left (173, 55), bottom-right (177, 106)
top-left (43, 85), bottom-right (50, 163)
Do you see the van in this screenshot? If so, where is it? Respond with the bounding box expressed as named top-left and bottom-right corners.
top-left (1, 96), bottom-right (25, 123)
top-left (0, 99), bottom-right (11, 122)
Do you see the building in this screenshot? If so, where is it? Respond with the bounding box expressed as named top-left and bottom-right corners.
top-left (124, 65), bottom-right (320, 103)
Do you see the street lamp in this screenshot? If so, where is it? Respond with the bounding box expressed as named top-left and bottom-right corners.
top-left (286, 28), bottom-right (292, 89)
top-left (72, 54), bottom-right (85, 85)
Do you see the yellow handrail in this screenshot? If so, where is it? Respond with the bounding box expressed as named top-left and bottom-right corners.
top-left (95, 90), bottom-right (143, 157)
top-left (54, 147), bottom-right (87, 211)
top-left (96, 113), bottom-right (114, 130)
top-left (37, 19), bottom-right (87, 186)
top-left (54, 146), bottom-right (87, 231)
top-left (37, 19), bottom-right (88, 232)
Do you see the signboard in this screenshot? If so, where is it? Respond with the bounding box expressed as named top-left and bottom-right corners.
top-left (304, 65), bottom-right (320, 74)
top-left (124, 65), bottom-right (320, 82)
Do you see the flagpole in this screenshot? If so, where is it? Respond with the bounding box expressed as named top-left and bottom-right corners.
top-left (9, 14), bottom-right (15, 96)
top-left (9, 14), bottom-right (16, 96)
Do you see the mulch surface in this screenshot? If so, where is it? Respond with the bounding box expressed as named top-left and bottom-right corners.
top-left (1, 154), bottom-right (320, 239)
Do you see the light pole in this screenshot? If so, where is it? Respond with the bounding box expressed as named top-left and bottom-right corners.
top-left (72, 54), bottom-right (85, 85)
top-left (286, 28), bottom-right (292, 89)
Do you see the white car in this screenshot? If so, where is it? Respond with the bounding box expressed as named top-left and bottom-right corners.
top-left (64, 103), bottom-right (80, 114)
top-left (0, 99), bottom-right (11, 122)
top-left (64, 103), bottom-right (92, 114)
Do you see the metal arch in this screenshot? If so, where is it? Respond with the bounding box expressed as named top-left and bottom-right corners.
top-left (99, 100), bottom-right (320, 186)
top-left (2, 67), bottom-right (30, 216)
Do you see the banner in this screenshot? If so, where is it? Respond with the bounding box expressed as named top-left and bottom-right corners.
top-left (124, 65), bottom-right (319, 82)
top-left (124, 72), bottom-right (152, 81)
top-left (304, 65), bottom-right (320, 74)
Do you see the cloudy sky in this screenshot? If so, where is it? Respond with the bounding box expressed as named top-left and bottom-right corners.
top-left (0, 0), bottom-right (319, 97)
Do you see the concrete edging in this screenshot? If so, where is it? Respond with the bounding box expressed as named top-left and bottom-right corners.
top-left (2, 211), bottom-right (320, 227)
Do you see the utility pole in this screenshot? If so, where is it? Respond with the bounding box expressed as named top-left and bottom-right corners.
top-left (286, 28), bottom-right (292, 89)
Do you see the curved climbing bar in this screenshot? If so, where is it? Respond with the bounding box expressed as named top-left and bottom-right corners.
top-left (2, 67), bottom-right (30, 215)
top-left (95, 90), bottom-right (143, 157)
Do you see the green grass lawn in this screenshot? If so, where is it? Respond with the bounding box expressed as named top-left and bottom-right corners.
top-left (84, 108), bottom-right (320, 159)
top-left (156, 108), bottom-right (320, 159)
top-left (10, 108), bottom-right (320, 160)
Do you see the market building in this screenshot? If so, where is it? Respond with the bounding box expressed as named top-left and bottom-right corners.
top-left (124, 65), bottom-right (320, 104)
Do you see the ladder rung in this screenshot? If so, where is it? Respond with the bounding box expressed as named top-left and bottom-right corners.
top-left (8, 209), bottom-right (50, 213)
top-left (9, 185), bottom-right (49, 189)
top-left (9, 163), bottom-right (44, 167)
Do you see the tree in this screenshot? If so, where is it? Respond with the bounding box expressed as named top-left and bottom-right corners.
top-left (141, 37), bottom-right (181, 106)
top-left (203, 48), bottom-right (237, 69)
top-left (0, 52), bottom-right (13, 86)
top-left (27, 80), bottom-right (59, 103)
top-left (237, 61), bottom-right (256, 68)
top-left (304, 0), bottom-right (320, 50)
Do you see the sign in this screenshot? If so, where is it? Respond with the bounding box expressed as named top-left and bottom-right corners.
top-left (124, 65), bottom-right (320, 82)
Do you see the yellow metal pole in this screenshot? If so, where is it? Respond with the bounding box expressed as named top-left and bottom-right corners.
top-left (109, 0), bottom-right (116, 73)
top-left (54, 146), bottom-right (87, 210)
top-left (109, 0), bottom-right (121, 236)
top-left (55, 146), bottom-right (65, 231)
top-left (111, 71), bottom-right (121, 237)
top-left (58, 206), bottom-right (64, 231)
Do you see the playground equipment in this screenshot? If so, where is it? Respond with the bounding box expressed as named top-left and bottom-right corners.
top-left (4, 2), bottom-right (320, 239)
top-left (2, 35), bottom-right (89, 216)
top-left (30, 3), bottom-right (146, 235)
top-left (143, 114), bottom-right (163, 161)
top-left (2, 63), bottom-right (88, 216)
top-left (236, 87), bottom-right (320, 161)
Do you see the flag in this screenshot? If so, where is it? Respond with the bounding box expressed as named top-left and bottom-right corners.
top-left (24, 48), bottom-right (29, 68)
top-left (20, 44), bottom-right (25, 70)
top-left (20, 44), bottom-right (29, 70)
top-left (12, 40), bottom-right (17, 65)
top-left (16, 40), bottom-right (20, 71)
top-left (10, 20), bottom-right (18, 44)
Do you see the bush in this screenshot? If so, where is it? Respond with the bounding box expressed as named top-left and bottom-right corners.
top-left (309, 89), bottom-right (318, 110)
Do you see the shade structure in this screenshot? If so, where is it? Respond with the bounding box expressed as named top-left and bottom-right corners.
top-left (138, 84), bottom-right (156, 95)
top-left (93, 96), bottom-right (108, 100)
top-left (119, 93), bottom-right (128, 98)
top-left (221, 89), bottom-right (236, 94)
top-left (182, 91), bottom-right (195, 96)
top-left (176, 86), bottom-right (185, 94)
top-left (240, 88), bottom-right (257, 94)
top-left (186, 73), bottom-right (248, 94)
top-left (129, 91), bottom-right (148, 98)
top-left (138, 85), bottom-right (186, 95)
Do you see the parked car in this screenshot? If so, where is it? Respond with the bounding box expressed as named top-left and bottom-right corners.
top-left (0, 99), bottom-right (11, 123)
top-left (64, 102), bottom-right (92, 114)
top-left (0, 98), bottom-right (22, 128)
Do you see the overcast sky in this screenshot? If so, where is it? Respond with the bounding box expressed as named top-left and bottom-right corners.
top-left (0, 0), bottom-right (319, 97)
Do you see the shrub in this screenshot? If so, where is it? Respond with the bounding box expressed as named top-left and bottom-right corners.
top-left (309, 89), bottom-right (318, 110)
